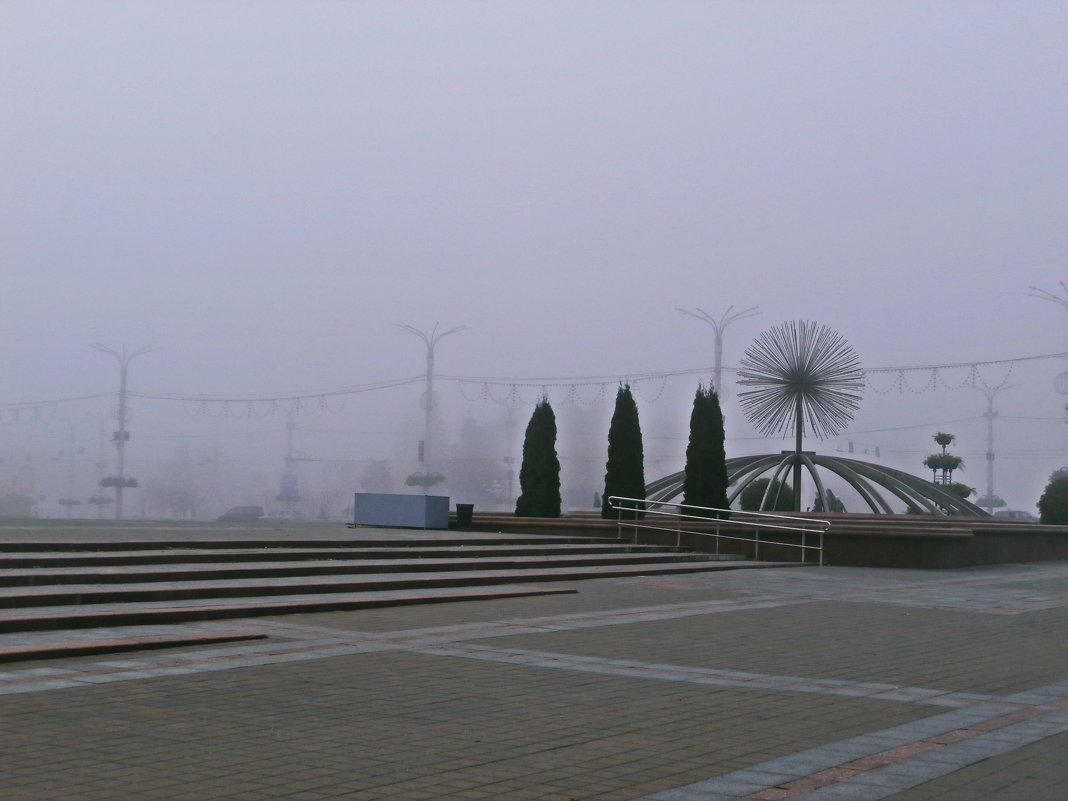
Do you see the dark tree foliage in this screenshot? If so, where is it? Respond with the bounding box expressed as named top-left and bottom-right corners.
top-left (740, 478), bottom-right (794, 512)
top-left (1038, 474), bottom-right (1068, 525)
top-left (515, 397), bottom-right (562, 518)
top-left (601, 385), bottom-right (646, 519)
top-left (682, 385), bottom-right (730, 518)
top-left (945, 482), bottom-right (975, 501)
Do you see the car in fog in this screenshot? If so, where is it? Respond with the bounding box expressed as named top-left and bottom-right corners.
top-left (264, 509), bottom-right (300, 521)
top-left (994, 509), bottom-right (1037, 522)
top-left (217, 505), bottom-right (264, 522)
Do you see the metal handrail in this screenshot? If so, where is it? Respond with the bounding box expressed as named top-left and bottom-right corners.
top-left (607, 496), bottom-right (830, 565)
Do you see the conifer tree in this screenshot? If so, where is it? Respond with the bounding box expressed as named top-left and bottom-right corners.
top-left (601, 385), bottom-right (646, 519)
top-left (515, 397), bottom-right (562, 517)
top-left (682, 385), bottom-right (730, 518)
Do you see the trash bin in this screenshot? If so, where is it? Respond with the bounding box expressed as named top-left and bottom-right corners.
top-left (456, 503), bottom-right (474, 528)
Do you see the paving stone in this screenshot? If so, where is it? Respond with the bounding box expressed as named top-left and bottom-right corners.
top-left (6, 526), bottom-right (1068, 799)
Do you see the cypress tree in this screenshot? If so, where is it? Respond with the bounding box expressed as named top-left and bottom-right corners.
top-left (601, 384), bottom-right (646, 519)
top-left (515, 397), bottom-right (562, 517)
top-left (682, 385), bottom-right (730, 518)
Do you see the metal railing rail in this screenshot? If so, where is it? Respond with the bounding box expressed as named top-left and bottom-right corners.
top-left (607, 496), bottom-right (830, 565)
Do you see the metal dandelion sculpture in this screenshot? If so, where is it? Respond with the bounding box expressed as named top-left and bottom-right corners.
top-left (647, 325), bottom-right (983, 515)
top-left (738, 321), bottom-right (864, 439)
top-left (737, 321), bottom-right (864, 510)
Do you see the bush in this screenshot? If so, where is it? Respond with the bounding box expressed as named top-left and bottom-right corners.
top-left (1038, 476), bottom-right (1068, 525)
top-left (740, 478), bottom-right (794, 512)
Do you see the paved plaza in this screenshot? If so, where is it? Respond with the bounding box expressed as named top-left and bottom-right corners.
top-left (5, 549), bottom-right (1068, 800)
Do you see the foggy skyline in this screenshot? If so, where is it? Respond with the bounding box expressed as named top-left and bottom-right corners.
top-left (3, 2), bottom-right (1066, 516)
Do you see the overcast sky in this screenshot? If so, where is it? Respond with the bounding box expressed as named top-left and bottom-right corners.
top-left (3, 2), bottom-right (1067, 512)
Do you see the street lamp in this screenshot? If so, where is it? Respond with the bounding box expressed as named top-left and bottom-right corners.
top-left (93, 344), bottom-right (154, 520)
top-left (1027, 282), bottom-right (1068, 312)
top-left (1028, 283), bottom-right (1068, 422)
top-left (396, 323), bottom-right (467, 487)
top-left (676, 305), bottom-right (759, 395)
top-left (973, 384), bottom-right (1016, 514)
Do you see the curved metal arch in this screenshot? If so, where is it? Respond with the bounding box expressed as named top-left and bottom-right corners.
top-left (816, 456), bottom-right (941, 515)
top-left (646, 470), bottom-right (691, 504)
top-left (759, 455), bottom-right (796, 510)
top-left (727, 453), bottom-right (783, 478)
top-left (644, 453), bottom-right (991, 517)
top-left (798, 453), bottom-right (835, 513)
top-left (767, 457), bottom-right (797, 510)
top-left (836, 458), bottom-right (986, 516)
top-left (808, 456), bottom-right (895, 514)
top-left (646, 471), bottom-right (686, 505)
top-left (832, 457), bottom-right (987, 516)
top-left (726, 455), bottom-right (791, 505)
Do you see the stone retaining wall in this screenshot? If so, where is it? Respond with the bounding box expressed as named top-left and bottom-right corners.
top-left (455, 511), bottom-right (1068, 569)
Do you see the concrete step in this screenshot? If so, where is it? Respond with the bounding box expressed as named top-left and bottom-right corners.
top-left (0, 529), bottom-right (790, 649)
top-left (0, 559), bottom-right (769, 611)
top-left (0, 585), bottom-right (580, 633)
top-left (0, 543), bottom-right (691, 569)
top-left (0, 535), bottom-right (618, 552)
top-left (0, 629), bottom-right (267, 663)
top-left (0, 551), bottom-right (742, 587)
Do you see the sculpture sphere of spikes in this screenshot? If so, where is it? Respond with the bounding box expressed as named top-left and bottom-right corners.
top-left (737, 321), bottom-right (864, 509)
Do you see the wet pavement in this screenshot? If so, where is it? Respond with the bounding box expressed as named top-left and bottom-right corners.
top-left (3, 521), bottom-right (1068, 799)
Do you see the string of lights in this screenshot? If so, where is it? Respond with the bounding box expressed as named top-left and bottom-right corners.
top-left (3, 352), bottom-right (1067, 418)
top-left (0, 391), bottom-right (114, 410)
top-left (129, 375), bottom-right (424, 402)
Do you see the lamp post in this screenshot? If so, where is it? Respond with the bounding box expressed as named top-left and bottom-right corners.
top-left (1028, 283), bottom-right (1068, 423)
top-left (972, 385), bottom-right (1015, 514)
top-left (676, 305), bottom-right (759, 395)
top-left (93, 344), bottom-right (154, 519)
top-left (396, 323), bottom-right (467, 486)
top-left (1027, 282), bottom-right (1068, 313)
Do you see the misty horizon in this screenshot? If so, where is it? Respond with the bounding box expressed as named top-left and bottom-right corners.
top-left (3, 2), bottom-right (1066, 518)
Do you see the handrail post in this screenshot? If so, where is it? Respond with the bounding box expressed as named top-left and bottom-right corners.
top-left (754, 524), bottom-right (760, 561)
top-left (676, 509), bottom-right (681, 548)
top-left (801, 529), bottom-right (807, 564)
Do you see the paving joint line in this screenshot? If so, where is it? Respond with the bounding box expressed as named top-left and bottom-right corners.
top-left (0, 595), bottom-right (808, 694)
top-left (10, 563), bottom-right (1068, 797)
top-left (636, 702), bottom-right (1068, 800)
top-left (411, 642), bottom-right (1010, 709)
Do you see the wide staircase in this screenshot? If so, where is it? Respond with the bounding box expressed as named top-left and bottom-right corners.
top-left (0, 531), bottom-right (771, 660)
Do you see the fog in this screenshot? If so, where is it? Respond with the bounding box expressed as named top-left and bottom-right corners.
top-left (3, 2), bottom-right (1066, 519)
